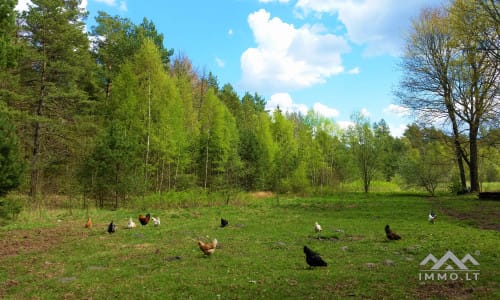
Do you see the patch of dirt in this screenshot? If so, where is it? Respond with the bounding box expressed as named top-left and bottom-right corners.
top-left (250, 191), bottom-right (274, 198)
top-left (437, 206), bottom-right (500, 231)
top-left (414, 281), bottom-right (492, 299)
top-left (0, 222), bottom-right (89, 259)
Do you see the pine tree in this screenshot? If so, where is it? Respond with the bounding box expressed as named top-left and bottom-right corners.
top-left (18, 0), bottom-right (92, 200)
top-left (0, 111), bottom-right (23, 197)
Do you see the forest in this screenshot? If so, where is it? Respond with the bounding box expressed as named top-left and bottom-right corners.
top-left (0, 0), bottom-right (499, 211)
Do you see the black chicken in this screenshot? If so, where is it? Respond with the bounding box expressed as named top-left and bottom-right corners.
top-left (220, 218), bottom-right (229, 228)
top-left (385, 224), bottom-right (401, 240)
top-left (107, 221), bottom-right (116, 234)
top-left (303, 246), bottom-right (327, 268)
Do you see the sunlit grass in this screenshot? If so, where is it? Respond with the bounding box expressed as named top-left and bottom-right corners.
top-left (0, 193), bottom-right (498, 299)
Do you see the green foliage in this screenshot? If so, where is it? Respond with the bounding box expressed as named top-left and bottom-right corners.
top-left (1, 0), bottom-right (499, 203)
top-left (399, 125), bottom-right (453, 195)
top-left (345, 112), bottom-right (379, 193)
top-left (0, 195), bottom-right (24, 222)
top-left (0, 111), bottom-right (23, 197)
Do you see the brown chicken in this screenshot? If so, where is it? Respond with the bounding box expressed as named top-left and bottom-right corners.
top-left (84, 217), bottom-right (92, 228)
top-left (139, 213), bottom-right (151, 226)
top-left (385, 224), bottom-right (401, 240)
top-left (198, 238), bottom-right (218, 255)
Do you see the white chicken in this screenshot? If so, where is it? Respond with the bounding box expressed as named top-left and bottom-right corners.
top-left (314, 222), bottom-right (322, 238)
top-left (428, 210), bottom-right (437, 224)
top-left (127, 217), bottom-right (137, 229)
top-left (152, 216), bottom-right (160, 227)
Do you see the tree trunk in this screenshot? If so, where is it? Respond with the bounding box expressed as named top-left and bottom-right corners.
top-left (445, 94), bottom-right (468, 192)
top-left (469, 124), bottom-right (480, 192)
top-left (30, 60), bottom-right (46, 200)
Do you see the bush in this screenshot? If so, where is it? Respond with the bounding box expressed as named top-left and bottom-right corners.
top-left (0, 196), bottom-right (24, 223)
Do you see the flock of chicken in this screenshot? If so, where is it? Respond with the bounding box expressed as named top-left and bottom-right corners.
top-left (83, 210), bottom-right (438, 268)
top-left (303, 209), bottom-right (438, 268)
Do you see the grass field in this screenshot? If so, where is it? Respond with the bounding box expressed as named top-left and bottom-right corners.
top-left (0, 193), bottom-right (498, 299)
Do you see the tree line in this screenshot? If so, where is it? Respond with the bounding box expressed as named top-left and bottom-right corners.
top-left (0, 0), bottom-right (498, 209)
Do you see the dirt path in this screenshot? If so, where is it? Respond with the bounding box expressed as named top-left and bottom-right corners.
top-left (433, 200), bottom-right (500, 231)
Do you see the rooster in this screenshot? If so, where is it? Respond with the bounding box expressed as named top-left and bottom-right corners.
top-left (127, 217), bottom-right (137, 229)
top-left (198, 238), bottom-right (218, 256)
top-left (138, 213), bottom-right (151, 226)
top-left (385, 224), bottom-right (401, 240)
top-left (220, 218), bottom-right (228, 228)
top-left (152, 216), bottom-right (160, 227)
top-left (84, 217), bottom-right (92, 228)
top-left (428, 210), bottom-right (437, 224)
top-left (314, 222), bottom-right (322, 238)
top-left (303, 246), bottom-right (327, 268)
top-left (107, 221), bottom-right (116, 234)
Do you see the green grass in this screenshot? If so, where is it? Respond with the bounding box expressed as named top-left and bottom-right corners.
top-left (0, 193), bottom-right (498, 299)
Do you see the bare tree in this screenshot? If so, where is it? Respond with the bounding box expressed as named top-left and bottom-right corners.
top-left (396, 7), bottom-right (468, 192)
top-left (396, 2), bottom-right (500, 192)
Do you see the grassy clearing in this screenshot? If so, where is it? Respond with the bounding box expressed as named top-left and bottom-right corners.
top-left (0, 193), bottom-right (498, 299)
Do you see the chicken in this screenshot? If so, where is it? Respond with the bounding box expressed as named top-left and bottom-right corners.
top-left (107, 221), bottom-right (116, 234)
top-left (220, 218), bottom-right (228, 228)
top-left (152, 216), bottom-right (160, 227)
top-left (313, 221), bottom-right (323, 238)
top-left (385, 224), bottom-right (401, 240)
top-left (127, 217), bottom-right (137, 229)
top-left (84, 217), bottom-right (92, 228)
top-left (138, 213), bottom-right (151, 226)
top-left (303, 246), bottom-right (327, 267)
top-left (428, 210), bottom-right (437, 224)
top-left (314, 221), bottom-right (322, 233)
top-left (198, 238), bottom-right (218, 256)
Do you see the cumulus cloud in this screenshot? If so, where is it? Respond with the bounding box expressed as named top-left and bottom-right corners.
top-left (384, 104), bottom-right (410, 117)
top-left (360, 108), bottom-right (370, 117)
top-left (241, 9), bottom-right (350, 93)
top-left (388, 123), bottom-right (408, 137)
top-left (337, 120), bottom-right (355, 130)
top-left (313, 103), bottom-right (339, 118)
top-left (295, 0), bottom-right (438, 56)
top-left (347, 67), bottom-right (360, 74)
top-left (95, 0), bottom-right (115, 5)
top-left (94, 0), bottom-right (127, 11)
top-left (266, 93), bottom-right (309, 115)
top-left (265, 93), bottom-right (341, 120)
top-left (259, 0), bottom-right (290, 3)
top-left (16, 0), bottom-right (88, 11)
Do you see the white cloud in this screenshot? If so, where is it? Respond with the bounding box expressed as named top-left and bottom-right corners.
top-left (313, 103), bottom-right (339, 118)
top-left (388, 123), bottom-right (408, 137)
top-left (259, 0), bottom-right (290, 3)
top-left (215, 57), bottom-right (225, 68)
top-left (265, 93), bottom-right (341, 120)
top-left (337, 120), bottom-right (355, 130)
top-left (384, 104), bottom-right (410, 117)
top-left (295, 0), bottom-right (439, 56)
top-left (360, 108), bottom-right (370, 117)
top-left (347, 67), bottom-right (360, 74)
top-left (228, 29), bottom-right (234, 36)
top-left (95, 0), bottom-right (116, 5)
top-left (94, 0), bottom-right (127, 11)
top-left (119, 1), bottom-right (127, 11)
top-left (266, 93), bottom-right (309, 115)
top-left (241, 9), bottom-right (350, 92)
top-left (16, 0), bottom-right (88, 11)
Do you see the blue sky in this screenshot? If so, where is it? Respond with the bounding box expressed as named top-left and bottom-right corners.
top-left (16, 0), bottom-right (445, 136)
